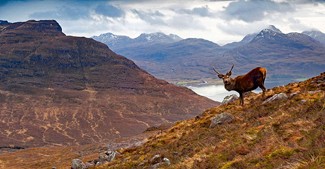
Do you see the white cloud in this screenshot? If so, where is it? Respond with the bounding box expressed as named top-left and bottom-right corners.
top-left (220, 0), bottom-right (294, 22)
top-left (0, 0), bottom-right (324, 45)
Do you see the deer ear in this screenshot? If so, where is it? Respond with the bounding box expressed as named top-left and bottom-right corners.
top-left (226, 71), bottom-right (232, 76)
top-left (218, 74), bottom-right (224, 79)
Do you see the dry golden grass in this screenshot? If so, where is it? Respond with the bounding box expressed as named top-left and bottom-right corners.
top-left (97, 72), bottom-right (325, 169)
top-left (0, 73), bottom-right (323, 169)
top-left (0, 144), bottom-right (100, 169)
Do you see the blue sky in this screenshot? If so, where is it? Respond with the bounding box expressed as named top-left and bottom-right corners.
top-left (0, 0), bottom-right (324, 44)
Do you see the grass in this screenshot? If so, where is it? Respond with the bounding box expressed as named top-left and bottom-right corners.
top-left (0, 73), bottom-right (323, 169)
top-left (96, 72), bottom-right (325, 169)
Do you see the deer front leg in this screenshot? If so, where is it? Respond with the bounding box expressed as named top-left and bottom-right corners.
top-left (239, 92), bottom-right (244, 106)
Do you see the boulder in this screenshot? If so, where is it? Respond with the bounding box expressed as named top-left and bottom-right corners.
top-left (149, 154), bottom-right (171, 169)
top-left (262, 93), bottom-right (287, 104)
top-left (209, 113), bottom-right (234, 128)
top-left (85, 161), bottom-right (95, 168)
top-left (150, 154), bottom-right (163, 165)
top-left (98, 150), bottom-right (116, 163)
top-left (71, 159), bottom-right (86, 169)
top-left (222, 94), bottom-right (239, 104)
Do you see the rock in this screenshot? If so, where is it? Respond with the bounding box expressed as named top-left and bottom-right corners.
top-left (71, 159), bottom-right (86, 169)
top-left (308, 90), bottom-right (321, 94)
top-left (98, 150), bottom-right (116, 163)
top-left (209, 113), bottom-right (234, 128)
top-left (289, 92), bottom-right (299, 97)
top-left (262, 93), bottom-right (288, 104)
top-left (85, 161), bottom-right (95, 168)
top-left (149, 154), bottom-right (171, 169)
top-left (222, 94), bottom-right (239, 104)
top-left (150, 154), bottom-right (163, 164)
top-left (106, 150), bottom-right (116, 162)
top-left (163, 157), bottom-right (171, 165)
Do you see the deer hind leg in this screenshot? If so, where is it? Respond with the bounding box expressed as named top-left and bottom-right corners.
top-left (259, 84), bottom-right (266, 99)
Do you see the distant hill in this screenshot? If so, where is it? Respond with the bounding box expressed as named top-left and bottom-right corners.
top-left (93, 33), bottom-right (225, 81)
top-left (92, 32), bottom-right (182, 51)
top-left (225, 26), bottom-right (325, 83)
top-left (0, 20), bottom-right (217, 148)
top-left (93, 26), bottom-right (325, 85)
top-left (302, 30), bottom-right (325, 45)
top-left (222, 32), bottom-right (257, 49)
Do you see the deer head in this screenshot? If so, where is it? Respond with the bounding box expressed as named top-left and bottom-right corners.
top-left (213, 64), bottom-right (235, 89)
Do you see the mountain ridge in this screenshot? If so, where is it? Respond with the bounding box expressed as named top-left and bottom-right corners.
top-left (0, 20), bottom-right (217, 148)
top-left (93, 25), bottom-right (325, 83)
top-left (302, 30), bottom-right (325, 45)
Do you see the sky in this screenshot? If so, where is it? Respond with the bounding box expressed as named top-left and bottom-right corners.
top-left (0, 0), bottom-right (324, 45)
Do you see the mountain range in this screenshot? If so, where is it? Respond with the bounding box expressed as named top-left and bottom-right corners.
top-left (93, 26), bottom-right (325, 86)
top-left (0, 20), bottom-right (216, 148)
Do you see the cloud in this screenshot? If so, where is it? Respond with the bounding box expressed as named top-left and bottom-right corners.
top-left (94, 4), bottom-right (125, 18)
top-left (0, 0), bottom-right (28, 7)
top-left (177, 5), bottom-right (213, 17)
top-left (221, 0), bottom-right (294, 22)
top-left (131, 9), bottom-right (166, 25)
top-left (217, 20), bottom-right (266, 36)
top-left (30, 5), bottom-right (90, 20)
top-left (286, 0), bottom-right (325, 4)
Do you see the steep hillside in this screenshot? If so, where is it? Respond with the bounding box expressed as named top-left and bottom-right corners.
top-left (0, 20), bottom-right (217, 148)
top-left (97, 72), bottom-right (325, 169)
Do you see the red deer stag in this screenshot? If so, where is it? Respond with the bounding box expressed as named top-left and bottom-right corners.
top-left (213, 65), bottom-right (267, 106)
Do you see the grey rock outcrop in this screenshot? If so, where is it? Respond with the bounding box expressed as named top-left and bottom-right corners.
top-left (262, 93), bottom-right (288, 104)
top-left (149, 154), bottom-right (171, 169)
top-left (71, 159), bottom-right (86, 169)
top-left (222, 94), bottom-right (239, 104)
top-left (209, 113), bottom-right (234, 128)
top-left (98, 150), bottom-right (116, 163)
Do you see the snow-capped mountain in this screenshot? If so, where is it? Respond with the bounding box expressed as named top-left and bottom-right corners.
top-left (252, 25), bottom-right (285, 41)
top-left (265, 25), bottom-right (282, 33)
top-left (223, 25), bottom-right (281, 49)
top-left (92, 26), bottom-right (325, 83)
top-left (92, 32), bottom-right (182, 51)
top-left (302, 30), bottom-right (325, 45)
top-left (134, 32), bottom-right (182, 44)
top-left (92, 33), bottom-right (132, 49)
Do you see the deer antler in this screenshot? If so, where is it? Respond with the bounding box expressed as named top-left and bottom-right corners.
top-left (228, 64), bottom-right (234, 74)
top-left (213, 67), bottom-right (221, 75)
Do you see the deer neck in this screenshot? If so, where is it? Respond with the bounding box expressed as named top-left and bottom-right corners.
top-left (224, 78), bottom-right (236, 91)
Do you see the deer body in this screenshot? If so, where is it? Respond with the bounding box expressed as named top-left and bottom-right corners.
top-left (214, 66), bottom-right (267, 106)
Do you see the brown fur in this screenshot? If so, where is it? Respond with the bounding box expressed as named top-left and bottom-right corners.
top-left (215, 66), bottom-right (267, 105)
